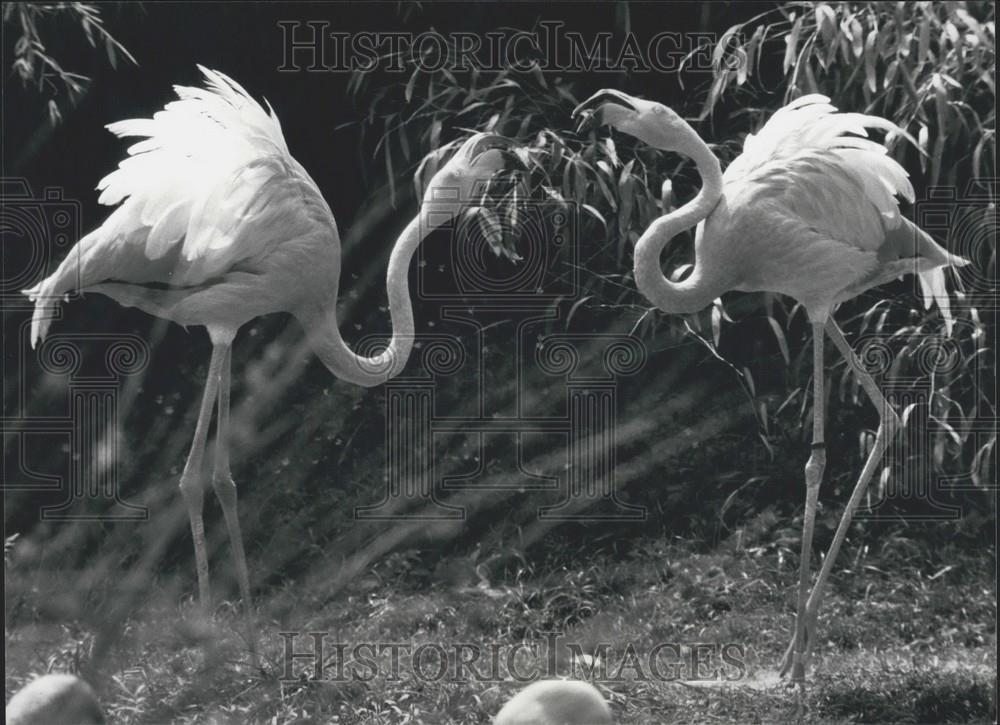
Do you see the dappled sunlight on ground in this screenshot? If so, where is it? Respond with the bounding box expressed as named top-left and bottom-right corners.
top-left (5, 531), bottom-right (995, 724)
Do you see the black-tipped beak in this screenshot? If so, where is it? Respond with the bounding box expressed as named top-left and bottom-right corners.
top-left (572, 89), bottom-right (640, 118)
top-left (573, 90), bottom-right (641, 133)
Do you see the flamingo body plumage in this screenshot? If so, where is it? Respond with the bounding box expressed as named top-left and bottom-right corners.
top-left (493, 679), bottom-right (612, 725)
top-left (574, 90), bottom-right (968, 700)
top-left (711, 95), bottom-right (964, 323)
top-left (5, 674), bottom-right (104, 725)
top-left (22, 66), bottom-right (517, 665)
top-left (26, 68), bottom-right (333, 343)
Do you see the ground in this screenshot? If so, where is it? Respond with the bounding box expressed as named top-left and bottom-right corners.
top-left (5, 522), bottom-right (996, 724)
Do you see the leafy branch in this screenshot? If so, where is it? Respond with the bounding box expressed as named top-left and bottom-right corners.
top-left (5, 2), bottom-right (136, 124)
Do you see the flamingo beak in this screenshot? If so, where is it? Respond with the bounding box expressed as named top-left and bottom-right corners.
top-left (573, 89), bottom-right (640, 133)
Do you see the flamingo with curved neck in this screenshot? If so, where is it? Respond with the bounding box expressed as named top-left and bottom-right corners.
top-left (23, 66), bottom-right (518, 666)
top-left (574, 89), bottom-right (969, 695)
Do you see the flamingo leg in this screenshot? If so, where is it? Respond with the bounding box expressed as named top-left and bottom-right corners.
top-left (787, 323), bottom-right (827, 698)
top-left (780, 319), bottom-right (900, 675)
top-left (210, 344), bottom-right (260, 667)
top-left (178, 344), bottom-right (226, 609)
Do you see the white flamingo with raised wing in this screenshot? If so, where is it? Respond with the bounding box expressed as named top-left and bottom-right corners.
top-left (574, 90), bottom-right (968, 691)
top-left (24, 66), bottom-right (519, 664)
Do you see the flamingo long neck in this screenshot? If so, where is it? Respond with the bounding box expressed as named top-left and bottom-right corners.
top-left (633, 127), bottom-right (728, 315)
top-left (305, 213), bottom-right (427, 388)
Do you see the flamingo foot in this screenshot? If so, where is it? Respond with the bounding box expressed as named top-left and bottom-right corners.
top-left (779, 608), bottom-right (819, 679)
top-left (778, 637), bottom-right (812, 722)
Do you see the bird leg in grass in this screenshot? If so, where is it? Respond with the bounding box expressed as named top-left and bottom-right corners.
top-left (789, 322), bottom-right (827, 693)
top-left (178, 344), bottom-right (227, 610)
top-left (780, 320), bottom-right (900, 676)
top-left (210, 343), bottom-right (260, 668)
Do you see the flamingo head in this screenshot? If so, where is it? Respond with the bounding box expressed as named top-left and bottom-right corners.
top-left (421, 133), bottom-right (523, 220)
top-left (574, 89), bottom-right (694, 154)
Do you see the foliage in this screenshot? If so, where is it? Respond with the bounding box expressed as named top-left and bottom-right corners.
top-left (4, 532), bottom-right (20, 564)
top-left (345, 35), bottom-right (671, 278)
top-left (700, 0), bottom-right (995, 185)
top-left (349, 3), bottom-right (995, 506)
top-left (4, 2), bottom-right (135, 124)
top-left (695, 0), bottom-right (996, 500)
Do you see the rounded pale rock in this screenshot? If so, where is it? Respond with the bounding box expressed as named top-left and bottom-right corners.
top-left (494, 679), bottom-right (613, 725)
top-left (6, 674), bottom-right (105, 725)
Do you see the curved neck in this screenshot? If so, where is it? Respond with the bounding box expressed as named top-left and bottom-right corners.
top-left (303, 213), bottom-right (426, 387)
top-left (633, 127), bottom-right (728, 315)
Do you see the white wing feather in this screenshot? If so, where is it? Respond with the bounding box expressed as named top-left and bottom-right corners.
top-left (724, 94), bottom-right (914, 230)
top-left (725, 94), bottom-right (966, 330)
top-left (23, 66), bottom-right (331, 346)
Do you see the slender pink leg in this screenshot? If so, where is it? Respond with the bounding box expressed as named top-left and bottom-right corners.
top-left (210, 345), bottom-right (260, 667)
top-left (780, 320), bottom-right (900, 675)
top-left (782, 322), bottom-right (827, 702)
top-left (178, 344), bottom-right (226, 609)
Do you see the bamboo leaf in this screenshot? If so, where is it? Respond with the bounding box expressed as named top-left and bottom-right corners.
top-left (711, 302), bottom-right (722, 346)
top-left (784, 15), bottom-right (803, 74)
top-left (566, 296), bottom-right (593, 328)
top-left (972, 131), bottom-right (993, 181)
top-left (816, 4), bottom-right (837, 46)
top-left (430, 118), bottom-right (442, 151)
top-left (743, 366), bottom-right (756, 398)
top-left (864, 29), bottom-right (878, 93)
top-left (591, 164), bottom-right (617, 209)
top-left (397, 123), bottom-right (410, 161)
top-left (918, 13), bottom-right (931, 65)
top-left (385, 138), bottom-right (396, 207)
top-left (561, 157), bottom-right (574, 199)
top-left (531, 62), bottom-right (548, 89)
top-left (713, 24), bottom-right (741, 69)
top-left (918, 123), bottom-right (929, 173)
top-left (746, 24), bottom-right (765, 78)
top-left (942, 20), bottom-right (960, 47)
top-left (477, 207), bottom-right (505, 256)
top-left (699, 69), bottom-right (729, 120)
top-left (517, 112), bottom-right (534, 140)
top-left (767, 316), bottom-right (791, 365)
top-left (618, 172), bottom-right (635, 238)
top-left (405, 66), bottom-right (419, 103)
top-left (581, 203), bottom-right (606, 228)
top-left (850, 17), bottom-right (864, 58)
top-left (670, 263), bottom-right (693, 283)
top-left (737, 45), bottom-right (749, 86)
top-left (105, 36), bottom-right (117, 69)
top-left (574, 160), bottom-right (588, 202)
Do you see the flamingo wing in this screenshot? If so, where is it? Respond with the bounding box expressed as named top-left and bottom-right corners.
top-left (23, 66), bottom-right (335, 346)
top-left (722, 95), bottom-right (966, 327)
top-left (724, 94), bottom-right (914, 242)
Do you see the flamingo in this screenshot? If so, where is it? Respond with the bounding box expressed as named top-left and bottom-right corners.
top-left (5, 674), bottom-right (104, 725)
top-left (4, 673), bottom-right (611, 724)
top-left (493, 679), bottom-right (613, 725)
top-left (22, 66), bottom-right (518, 664)
top-left (573, 90), bottom-right (968, 691)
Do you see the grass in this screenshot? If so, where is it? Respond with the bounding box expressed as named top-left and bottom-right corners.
top-left (5, 525), bottom-right (996, 724)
